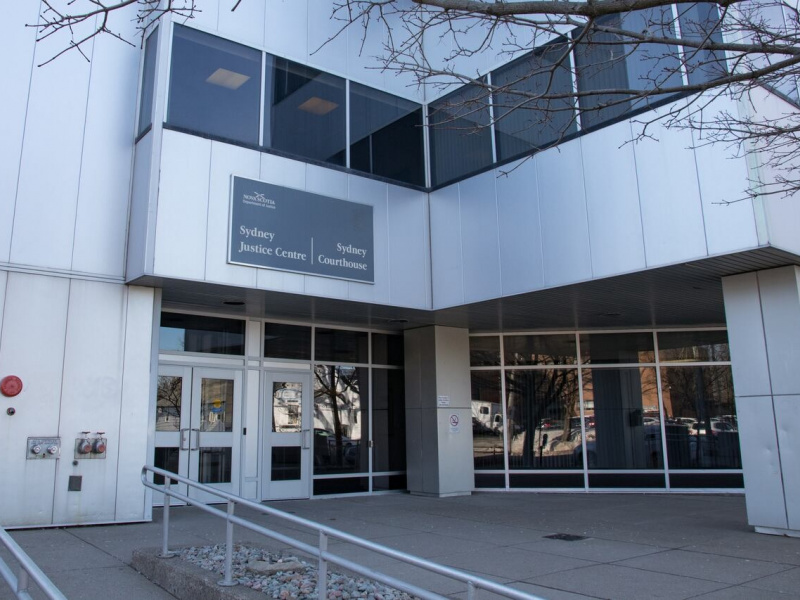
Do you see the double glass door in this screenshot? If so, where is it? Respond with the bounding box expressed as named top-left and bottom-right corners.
top-left (262, 371), bottom-right (312, 500)
top-left (154, 366), bottom-right (241, 503)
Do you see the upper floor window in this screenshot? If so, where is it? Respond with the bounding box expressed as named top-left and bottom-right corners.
top-left (160, 312), bottom-right (245, 355)
top-left (167, 25), bottom-right (262, 145)
top-left (137, 27), bottom-right (159, 137)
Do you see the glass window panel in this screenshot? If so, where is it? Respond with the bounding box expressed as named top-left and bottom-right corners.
top-left (678, 3), bottom-right (727, 86)
top-left (472, 371), bottom-right (504, 470)
top-left (429, 84), bottom-right (494, 187)
top-left (160, 313), bottom-right (245, 355)
top-left (198, 447), bottom-right (232, 484)
top-left (313, 477), bottom-right (369, 495)
top-left (156, 375), bottom-right (182, 431)
top-left (581, 367), bottom-right (662, 469)
top-left (153, 447), bottom-right (179, 484)
top-left (658, 330), bottom-right (730, 362)
top-left (265, 56), bottom-right (346, 165)
top-left (264, 323), bottom-right (312, 360)
top-left (372, 333), bottom-right (404, 366)
top-left (372, 474), bottom-right (407, 491)
top-left (575, 9), bottom-right (682, 129)
top-left (199, 378), bottom-right (234, 432)
top-left (580, 332), bottom-right (655, 364)
top-left (167, 25), bottom-right (261, 145)
top-left (492, 39), bottom-right (577, 161)
top-left (504, 334), bottom-right (577, 366)
top-left (272, 381), bottom-right (302, 433)
top-left (271, 447), bottom-right (302, 481)
top-left (137, 27), bottom-right (159, 137)
top-left (661, 365), bottom-right (740, 469)
top-left (470, 336), bottom-right (501, 366)
top-left (315, 328), bottom-right (369, 364)
top-left (372, 369), bottom-right (406, 472)
top-left (505, 369), bottom-right (581, 469)
top-left (350, 83), bottom-right (425, 186)
top-left (313, 366), bottom-right (369, 475)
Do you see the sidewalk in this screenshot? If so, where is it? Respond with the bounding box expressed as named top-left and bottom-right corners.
top-left (3, 492), bottom-right (800, 599)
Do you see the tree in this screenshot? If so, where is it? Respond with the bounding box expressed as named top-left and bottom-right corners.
top-left (32, 0), bottom-right (800, 198)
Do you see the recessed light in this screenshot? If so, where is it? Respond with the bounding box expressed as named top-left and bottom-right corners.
top-left (298, 96), bottom-right (338, 115)
top-left (206, 68), bottom-right (251, 90)
top-left (223, 300), bottom-right (245, 306)
top-left (387, 318), bottom-right (409, 324)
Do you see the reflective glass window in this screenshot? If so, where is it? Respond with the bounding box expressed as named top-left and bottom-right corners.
top-left (156, 375), bottom-right (182, 432)
top-left (160, 313), bottom-right (245, 355)
top-left (137, 27), bottom-right (158, 137)
top-left (198, 447), bottom-right (232, 484)
top-left (505, 369), bottom-right (581, 469)
top-left (661, 365), bottom-right (740, 469)
top-left (492, 39), bottom-right (577, 161)
top-left (372, 369), bottom-right (406, 472)
top-left (167, 25), bottom-right (261, 144)
top-left (470, 336), bottom-right (501, 367)
top-left (574, 9), bottom-right (682, 129)
top-left (678, 3), bottom-right (727, 86)
top-left (372, 333), bottom-right (404, 366)
top-left (153, 447), bottom-right (179, 484)
top-left (315, 328), bottom-right (369, 364)
top-left (581, 367), bottom-right (662, 469)
top-left (580, 332), bottom-right (655, 364)
top-left (472, 371), bottom-right (504, 470)
top-left (350, 83), bottom-right (425, 185)
top-left (272, 381), bottom-right (302, 433)
top-left (658, 330), bottom-right (730, 362)
top-left (265, 56), bottom-right (346, 165)
top-left (429, 84), bottom-right (493, 187)
top-left (264, 322), bottom-right (312, 360)
top-left (271, 447), bottom-right (302, 481)
top-left (200, 378), bottom-right (234, 432)
top-left (504, 335), bottom-right (577, 366)
top-left (313, 365), bottom-right (369, 475)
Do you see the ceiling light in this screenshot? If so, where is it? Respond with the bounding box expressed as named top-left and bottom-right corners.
top-left (298, 96), bottom-right (339, 116)
top-left (206, 68), bottom-right (250, 90)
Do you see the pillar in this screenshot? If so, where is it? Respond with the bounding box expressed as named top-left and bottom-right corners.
top-left (403, 326), bottom-right (473, 497)
top-left (722, 266), bottom-right (800, 536)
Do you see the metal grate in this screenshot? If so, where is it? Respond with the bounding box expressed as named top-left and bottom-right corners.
top-left (544, 533), bottom-right (587, 542)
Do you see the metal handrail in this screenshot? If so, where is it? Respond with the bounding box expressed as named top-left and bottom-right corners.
top-left (0, 527), bottom-right (68, 600)
top-left (142, 465), bottom-right (547, 600)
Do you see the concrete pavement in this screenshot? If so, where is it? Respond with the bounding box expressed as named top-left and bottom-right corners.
top-left (3, 492), bottom-right (800, 599)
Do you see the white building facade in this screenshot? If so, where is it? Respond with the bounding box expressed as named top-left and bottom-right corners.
top-left (2, 1), bottom-right (800, 538)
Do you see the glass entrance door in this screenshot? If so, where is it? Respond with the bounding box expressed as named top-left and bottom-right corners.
top-left (154, 366), bottom-right (241, 503)
top-left (262, 372), bottom-right (312, 500)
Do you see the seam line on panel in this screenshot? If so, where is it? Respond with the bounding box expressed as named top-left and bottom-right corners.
top-left (578, 136), bottom-right (595, 279)
top-left (629, 119), bottom-right (649, 266)
top-left (8, 2), bottom-right (44, 264)
top-left (53, 279), bottom-right (72, 523)
top-left (689, 113), bottom-right (711, 257)
top-left (204, 143), bottom-right (213, 280)
top-left (113, 288), bottom-right (131, 519)
top-left (70, 27), bottom-right (97, 272)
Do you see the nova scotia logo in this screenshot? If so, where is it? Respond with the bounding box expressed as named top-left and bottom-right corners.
top-left (242, 191), bottom-right (276, 208)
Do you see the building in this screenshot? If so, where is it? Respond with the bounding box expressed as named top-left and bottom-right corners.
top-left (2, 1), bottom-right (799, 538)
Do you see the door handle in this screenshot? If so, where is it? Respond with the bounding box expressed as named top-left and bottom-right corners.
top-left (191, 428), bottom-right (200, 451)
top-left (180, 428), bottom-right (190, 451)
top-left (302, 428), bottom-right (311, 449)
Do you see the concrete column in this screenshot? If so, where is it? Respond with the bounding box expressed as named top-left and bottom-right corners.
top-left (403, 326), bottom-right (473, 497)
top-left (722, 266), bottom-right (800, 536)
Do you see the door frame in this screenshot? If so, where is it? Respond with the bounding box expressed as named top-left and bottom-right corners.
top-left (261, 370), bottom-right (314, 500)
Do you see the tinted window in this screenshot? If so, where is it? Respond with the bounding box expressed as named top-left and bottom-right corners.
top-left (265, 56), bottom-right (346, 165)
top-left (167, 25), bottom-right (261, 144)
top-left (470, 336), bottom-right (501, 366)
top-left (160, 313), bottom-right (245, 355)
top-left (372, 333), bottom-right (404, 366)
top-left (678, 3), bottom-right (727, 86)
top-left (658, 330), bottom-right (730, 362)
top-left (138, 27), bottom-right (158, 137)
top-left (315, 328), bottom-right (369, 363)
top-left (429, 83), bottom-right (493, 186)
top-left (504, 335), bottom-right (577, 365)
top-left (580, 333), bottom-right (655, 364)
top-left (492, 39), bottom-right (577, 161)
top-left (350, 83), bottom-right (425, 185)
top-left (264, 323), bottom-right (312, 360)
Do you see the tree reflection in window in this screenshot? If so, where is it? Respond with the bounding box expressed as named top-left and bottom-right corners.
top-left (313, 365), bottom-right (369, 474)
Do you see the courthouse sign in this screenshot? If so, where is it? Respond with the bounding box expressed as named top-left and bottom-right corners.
top-left (229, 176), bottom-right (374, 283)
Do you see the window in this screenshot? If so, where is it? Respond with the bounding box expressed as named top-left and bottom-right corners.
top-left (350, 83), bottom-right (425, 185)
top-left (167, 25), bottom-right (262, 144)
top-left (678, 3), bottom-right (727, 86)
top-left (429, 83), bottom-right (493, 187)
top-left (265, 57), bottom-right (346, 165)
top-left (137, 27), bottom-right (159, 137)
top-left (492, 39), bottom-right (577, 161)
top-left (264, 323), bottom-right (312, 360)
top-left (159, 313), bottom-right (245, 355)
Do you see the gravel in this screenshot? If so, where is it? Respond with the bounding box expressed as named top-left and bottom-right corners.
top-left (178, 544), bottom-right (420, 600)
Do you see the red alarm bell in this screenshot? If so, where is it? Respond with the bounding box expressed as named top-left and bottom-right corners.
top-left (0, 376), bottom-right (22, 397)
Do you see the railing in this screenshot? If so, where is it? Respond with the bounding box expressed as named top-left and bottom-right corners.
top-left (0, 527), bottom-right (67, 600)
top-left (142, 465), bottom-right (547, 600)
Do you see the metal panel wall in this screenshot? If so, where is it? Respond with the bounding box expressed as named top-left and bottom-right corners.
top-left (459, 172), bottom-right (502, 303)
top-left (429, 184), bottom-right (465, 308)
top-left (536, 139), bottom-right (593, 287)
top-left (347, 175), bottom-right (390, 305)
top-left (582, 121), bottom-right (646, 278)
top-left (388, 185), bottom-right (431, 309)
